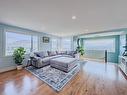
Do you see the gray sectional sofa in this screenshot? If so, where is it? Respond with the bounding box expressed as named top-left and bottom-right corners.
top-left (31, 51), bottom-right (76, 68)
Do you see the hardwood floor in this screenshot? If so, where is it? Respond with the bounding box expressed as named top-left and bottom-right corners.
top-left (0, 61), bottom-right (127, 95)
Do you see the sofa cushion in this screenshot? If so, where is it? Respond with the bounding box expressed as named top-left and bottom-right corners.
top-left (67, 51), bottom-right (72, 55)
top-left (61, 51), bottom-right (67, 55)
top-left (62, 55), bottom-right (73, 58)
top-left (47, 51), bottom-right (57, 56)
top-left (34, 51), bottom-right (48, 58)
top-left (34, 52), bottom-right (44, 58)
top-left (41, 57), bottom-right (51, 63)
top-left (51, 55), bottom-right (63, 58)
top-left (56, 51), bottom-right (62, 55)
top-left (67, 51), bottom-right (76, 55)
top-left (48, 55), bottom-right (63, 60)
top-left (41, 55), bottom-right (62, 63)
top-left (43, 51), bottom-right (48, 57)
top-left (67, 51), bottom-right (76, 58)
top-left (56, 51), bottom-right (67, 55)
top-left (50, 57), bottom-right (77, 68)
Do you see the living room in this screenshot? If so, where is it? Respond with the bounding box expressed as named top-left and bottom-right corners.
top-left (0, 0), bottom-right (127, 95)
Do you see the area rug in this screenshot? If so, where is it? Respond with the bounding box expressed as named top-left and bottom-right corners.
top-left (26, 64), bottom-right (80, 91)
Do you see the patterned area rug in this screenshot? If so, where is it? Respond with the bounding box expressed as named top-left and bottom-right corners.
top-left (26, 64), bottom-right (80, 91)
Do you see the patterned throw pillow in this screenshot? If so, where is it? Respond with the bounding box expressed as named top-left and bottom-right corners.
top-left (47, 51), bottom-right (57, 56)
top-left (34, 52), bottom-right (45, 58)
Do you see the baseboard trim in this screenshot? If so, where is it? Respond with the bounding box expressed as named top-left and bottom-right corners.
top-left (0, 66), bottom-right (16, 73)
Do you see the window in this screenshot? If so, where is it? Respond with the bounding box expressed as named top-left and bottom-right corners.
top-left (61, 38), bottom-right (72, 51)
top-left (33, 36), bottom-right (38, 52)
top-left (83, 38), bottom-right (115, 52)
top-left (6, 32), bottom-right (38, 56)
top-left (51, 38), bottom-right (58, 51)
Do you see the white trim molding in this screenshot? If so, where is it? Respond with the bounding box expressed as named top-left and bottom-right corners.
top-left (0, 66), bottom-right (16, 73)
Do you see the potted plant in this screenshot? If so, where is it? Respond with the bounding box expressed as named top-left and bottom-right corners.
top-left (76, 46), bottom-right (84, 55)
top-left (13, 47), bottom-right (26, 70)
top-left (75, 38), bottom-right (85, 59)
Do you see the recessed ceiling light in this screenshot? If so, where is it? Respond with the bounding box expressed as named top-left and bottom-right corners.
top-left (72, 16), bottom-right (76, 20)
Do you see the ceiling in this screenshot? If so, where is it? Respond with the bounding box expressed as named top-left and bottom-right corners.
top-left (0, 0), bottom-right (127, 37)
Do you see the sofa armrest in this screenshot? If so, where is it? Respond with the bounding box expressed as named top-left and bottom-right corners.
top-left (33, 56), bottom-right (41, 60)
top-left (32, 57), bottom-right (42, 66)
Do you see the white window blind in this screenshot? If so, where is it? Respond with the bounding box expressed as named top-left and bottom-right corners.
top-left (51, 38), bottom-right (58, 51)
top-left (83, 38), bottom-right (115, 52)
top-left (61, 38), bottom-right (72, 51)
top-left (6, 32), bottom-right (38, 56)
top-left (33, 36), bottom-right (38, 52)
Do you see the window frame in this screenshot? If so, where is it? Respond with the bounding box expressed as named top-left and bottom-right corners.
top-left (61, 37), bottom-right (72, 51)
top-left (32, 36), bottom-right (39, 52)
top-left (51, 38), bottom-right (58, 51)
top-left (4, 31), bottom-right (39, 56)
top-left (83, 37), bottom-right (116, 53)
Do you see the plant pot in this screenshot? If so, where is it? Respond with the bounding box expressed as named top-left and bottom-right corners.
top-left (16, 65), bottom-right (23, 70)
top-left (80, 55), bottom-right (84, 60)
